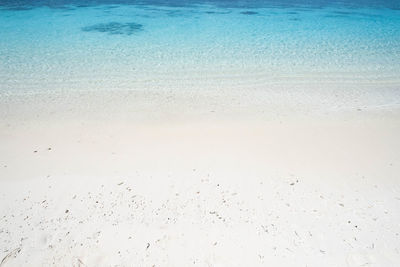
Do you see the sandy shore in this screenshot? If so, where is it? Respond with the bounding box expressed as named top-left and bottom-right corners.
top-left (0, 89), bottom-right (400, 266)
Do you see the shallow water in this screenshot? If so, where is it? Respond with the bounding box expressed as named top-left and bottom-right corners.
top-left (0, 0), bottom-right (399, 93)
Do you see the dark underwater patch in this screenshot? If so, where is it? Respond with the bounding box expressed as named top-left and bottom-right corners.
top-left (58, 6), bottom-right (76, 11)
top-left (240, 11), bottom-right (258, 15)
top-left (331, 10), bottom-right (382, 18)
top-left (325, 10), bottom-right (382, 20)
top-left (82, 22), bottom-right (143, 35)
top-left (5, 6), bottom-right (32, 11)
top-left (205, 10), bottom-right (230, 14)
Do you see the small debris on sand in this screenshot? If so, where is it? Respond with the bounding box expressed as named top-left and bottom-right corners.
top-left (77, 258), bottom-right (86, 266)
top-left (0, 247), bottom-right (21, 266)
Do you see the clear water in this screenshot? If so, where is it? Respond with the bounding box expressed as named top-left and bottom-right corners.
top-left (0, 0), bottom-right (399, 92)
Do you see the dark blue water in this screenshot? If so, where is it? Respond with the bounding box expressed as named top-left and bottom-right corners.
top-left (1, 0), bottom-right (400, 9)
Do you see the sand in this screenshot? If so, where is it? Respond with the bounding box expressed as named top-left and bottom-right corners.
top-left (0, 89), bottom-right (400, 266)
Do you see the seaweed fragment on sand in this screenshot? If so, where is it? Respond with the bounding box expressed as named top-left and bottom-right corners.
top-left (1, 248), bottom-right (21, 266)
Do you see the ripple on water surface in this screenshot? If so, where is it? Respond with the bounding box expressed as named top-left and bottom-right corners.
top-left (0, 0), bottom-right (399, 93)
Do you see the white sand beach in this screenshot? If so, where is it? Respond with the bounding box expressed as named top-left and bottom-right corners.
top-left (1, 88), bottom-right (400, 266)
top-left (1, 0), bottom-right (400, 265)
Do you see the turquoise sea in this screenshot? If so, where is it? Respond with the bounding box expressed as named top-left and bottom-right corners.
top-left (0, 0), bottom-right (399, 93)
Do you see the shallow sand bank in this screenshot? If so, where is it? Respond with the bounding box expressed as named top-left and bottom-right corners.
top-left (0, 90), bottom-right (400, 266)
